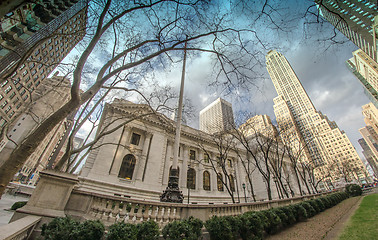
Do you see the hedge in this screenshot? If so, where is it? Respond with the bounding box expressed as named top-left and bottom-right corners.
top-left (40, 191), bottom-right (351, 240)
top-left (205, 191), bottom-right (350, 240)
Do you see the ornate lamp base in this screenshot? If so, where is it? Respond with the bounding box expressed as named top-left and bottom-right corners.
top-left (160, 169), bottom-right (184, 203)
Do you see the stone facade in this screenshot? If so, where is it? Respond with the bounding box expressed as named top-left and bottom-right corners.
top-left (79, 99), bottom-right (304, 204)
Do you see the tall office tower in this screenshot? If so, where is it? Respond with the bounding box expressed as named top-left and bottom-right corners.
top-left (315, 0), bottom-right (377, 62)
top-left (358, 138), bottom-right (378, 178)
top-left (0, 0), bottom-right (87, 131)
top-left (359, 126), bottom-right (378, 176)
top-left (358, 103), bottom-right (378, 178)
top-left (346, 50), bottom-right (378, 107)
top-left (239, 114), bottom-right (277, 138)
top-left (267, 50), bottom-right (367, 188)
top-left (199, 98), bottom-right (235, 134)
top-left (362, 102), bottom-right (378, 133)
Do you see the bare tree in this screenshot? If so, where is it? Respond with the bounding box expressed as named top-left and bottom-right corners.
top-left (1, 0), bottom-right (284, 196)
top-left (197, 131), bottom-right (237, 203)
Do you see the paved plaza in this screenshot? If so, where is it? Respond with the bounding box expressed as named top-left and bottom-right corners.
top-left (0, 193), bottom-right (29, 226)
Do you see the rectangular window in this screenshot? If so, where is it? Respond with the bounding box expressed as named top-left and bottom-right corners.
top-left (131, 133), bottom-right (141, 145)
top-left (4, 106), bottom-right (11, 114)
top-left (227, 159), bottom-right (233, 168)
top-left (0, 100), bottom-right (8, 109)
top-left (9, 92), bottom-right (15, 99)
top-left (8, 111), bottom-right (15, 118)
top-left (5, 86), bottom-right (12, 94)
top-left (1, 80), bottom-right (8, 87)
top-left (204, 153), bottom-right (209, 163)
top-left (189, 150), bottom-right (196, 160)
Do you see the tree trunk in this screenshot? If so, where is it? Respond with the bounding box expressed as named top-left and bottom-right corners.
top-left (0, 98), bottom-right (80, 197)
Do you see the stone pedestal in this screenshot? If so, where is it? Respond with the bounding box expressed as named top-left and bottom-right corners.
top-left (11, 170), bottom-right (79, 220)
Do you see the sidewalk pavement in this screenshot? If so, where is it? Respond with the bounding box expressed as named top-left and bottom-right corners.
top-left (0, 193), bottom-right (29, 226)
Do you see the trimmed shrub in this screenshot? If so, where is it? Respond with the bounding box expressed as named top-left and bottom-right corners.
top-left (205, 216), bottom-right (233, 240)
top-left (239, 212), bottom-right (264, 240)
top-left (224, 215), bottom-right (242, 240)
top-left (106, 222), bottom-right (138, 240)
top-left (279, 206), bottom-right (296, 225)
top-left (260, 209), bottom-right (282, 234)
top-left (271, 208), bottom-right (288, 227)
top-left (291, 204), bottom-right (308, 221)
top-left (73, 220), bottom-right (105, 240)
top-left (136, 220), bottom-right (160, 240)
top-left (314, 198), bottom-right (325, 212)
top-left (308, 200), bottom-right (321, 213)
top-left (10, 201), bottom-right (27, 210)
top-left (300, 202), bottom-right (316, 217)
top-left (163, 217), bottom-right (203, 240)
top-left (319, 197), bottom-right (332, 208)
top-left (183, 216), bottom-right (203, 240)
top-left (345, 184), bottom-right (362, 197)
top-left (41, 217), bottom-right (79, 240)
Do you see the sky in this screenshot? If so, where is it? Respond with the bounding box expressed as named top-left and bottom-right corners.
top-left (66, 0), bottom-right (371, 165)
top-left (147, 1), bottom-right (371, 159)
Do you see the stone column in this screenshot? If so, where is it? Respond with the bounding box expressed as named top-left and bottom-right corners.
top-left (180, 145), bottom-right (189, 188)
top-left (210, 152), bottom-right (218, 192)
top-left (109, 126), bottom-right (131, 175)
top-left (162, 141), bottom-right (173, 185)
top-left (197, 151), bottom-right (204, 191)
top-left (136, 132), bottom-right (152, 180)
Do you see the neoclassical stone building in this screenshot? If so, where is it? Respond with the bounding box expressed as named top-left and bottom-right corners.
top-left (79, 99), bottom-right (303, 203)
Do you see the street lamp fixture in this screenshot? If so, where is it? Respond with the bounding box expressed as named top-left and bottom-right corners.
top-left (242, 183), bottom-right (247, 203)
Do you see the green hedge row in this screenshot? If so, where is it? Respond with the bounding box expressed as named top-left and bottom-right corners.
top-left (41, 216), bottom-right (202, 240)
top-left (41, 218), bottom-right (160, 240)
top-left (205, 191), bottom-right (349, 240)
top-left (41, 188), bottom-right (357, 240)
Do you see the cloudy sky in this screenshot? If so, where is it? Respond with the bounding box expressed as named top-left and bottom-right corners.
top-left (151, 1), bottom-right (370, 158)
top-left (67, 0), bottom-right (370, 161)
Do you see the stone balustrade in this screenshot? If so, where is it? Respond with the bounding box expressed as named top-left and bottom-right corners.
top-left (0, 215), bottom-right (41, 240)
top-left (68, 189), bottom-right (332, 227)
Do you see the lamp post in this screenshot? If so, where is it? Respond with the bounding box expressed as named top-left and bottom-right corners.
top-left (160, 41), bottom-right (187, 203)
top-left (242, 183), bottom-right (247, 203)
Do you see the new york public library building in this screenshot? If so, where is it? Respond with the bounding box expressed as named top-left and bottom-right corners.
top-left (10, 99), bottom-right (313, 231)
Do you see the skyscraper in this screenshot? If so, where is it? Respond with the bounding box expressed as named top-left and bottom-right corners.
top-left (358, 102), bottom-right (378, 178)
top-left (315, 0), bottom-right (377, 62)
top-left (346, 49), bottom-right (378, 107)
top-left (199, 98), bottom-right (235, 134)
top-left (0, 0), bottom-right (87, 131)
top-left (239, 114), bottom-right (277, 138)
top-left (358, 138), bottom-right (378, 178)
top-left (266, 50), bottom-right (366, 188)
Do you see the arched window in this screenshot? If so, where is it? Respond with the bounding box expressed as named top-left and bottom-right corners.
top-left (229, 175), bottom-right (235, 192)
top-left (187, 168), bottom-right (196, 189)
top-left (217, 173), bottom-right (224, 191)
top-left (118, 154), bottom-right (136, 179)
top-left (203, 171), bottom-right (211, 190)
